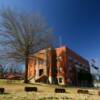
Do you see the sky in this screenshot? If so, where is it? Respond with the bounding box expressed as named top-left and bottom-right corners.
top-left (0, 0), bottom-right (100, 67)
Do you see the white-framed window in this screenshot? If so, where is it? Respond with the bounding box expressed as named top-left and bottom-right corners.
top-left (38, 59), bottom-right (44, 65)
top-left (68, 66), bottom-right (72, 71)
top-left (39, 69), bottom-right (44, 76)
top-left (59, 77), bottom-right (63, 83)
top-left (57, 56), bottom-right (62, 62)
top-left (68, 56), bottom-right (74, 61)
top-left (59, 67), bottom-right (63, 72)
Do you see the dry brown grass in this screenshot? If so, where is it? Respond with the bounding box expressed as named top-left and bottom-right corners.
top-left (0, 79), bottom-right (100, 100)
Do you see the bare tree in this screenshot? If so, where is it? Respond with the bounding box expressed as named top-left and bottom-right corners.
top-left (0, 8), bottom-right (55, 83)
top-left (0, 64), bottom-right (5, 78)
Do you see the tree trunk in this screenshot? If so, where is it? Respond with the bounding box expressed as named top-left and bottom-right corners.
top-left (24, 56), bottom-right (29, 83)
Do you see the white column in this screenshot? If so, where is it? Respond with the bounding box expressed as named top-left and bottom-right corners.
top-left (35, 58), bottom-right (39, 79)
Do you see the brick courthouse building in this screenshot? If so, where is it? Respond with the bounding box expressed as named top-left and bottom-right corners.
top-left (28, 46), bottom-right (93, 86)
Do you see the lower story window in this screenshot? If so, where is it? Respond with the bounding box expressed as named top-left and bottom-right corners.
top-left (59, 78), bottom-right (63, 83)
top-left (39, 69), bottom-right (43, 76)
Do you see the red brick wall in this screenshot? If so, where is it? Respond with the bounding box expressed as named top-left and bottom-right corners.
top-left (28, 46), bottom-right (91, 86)
top-left (56, 46), bottom-right (68, 84)
top-left (28, 58), bottom-right (36, 79)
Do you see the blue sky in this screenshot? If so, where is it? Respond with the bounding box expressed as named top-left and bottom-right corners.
top-left (0, 0), bottom-right (100, 67)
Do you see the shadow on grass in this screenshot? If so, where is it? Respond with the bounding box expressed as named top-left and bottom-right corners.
top-left (38, 96), bottom-right (72, 100)
top-left (88, 93), bottom-right (94, 95)
top-left (28, 82), bottom-right (46, 86)
top-left (0, 92), bottom-right (10, 95)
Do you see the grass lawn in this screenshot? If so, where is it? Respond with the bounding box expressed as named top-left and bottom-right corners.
top-left (0, 79), bottom-right (100, 100)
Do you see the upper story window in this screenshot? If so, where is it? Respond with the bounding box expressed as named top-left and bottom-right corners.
top-left (68, 56), bottom-right (74, 62)
top-left (75, 61), bottom-right (80, 65)
top-left (57, 56), bottom-right (62, 62)
top-left (59, 67), bottom-right (63, 72)
top-left (74, 59), bottom-right (78, 63)
top-left (68, 65), bottom-right (72, 71)
top-left (38, 59), bottom-right (44, 65)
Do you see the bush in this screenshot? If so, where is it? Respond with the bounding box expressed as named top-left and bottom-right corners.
top-left (24, 87), bottom-right (37, 92)
top-left (55, 88), bottom-right (65, 93)
top-left (77, 89), bottom-right (89, 94)
top-left (0, 88), bottom-right (4, 94)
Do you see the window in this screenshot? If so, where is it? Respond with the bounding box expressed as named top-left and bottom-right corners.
top-left (68, 56), bottom-right (74, 62)
top-left (68, 66), bottom-right (72, 71)
top-left (38, 60), bottom-right (44, 65)
top-left (75, 61), bottom-right (80, 65)
top-left (39, 69), bottom-right (43, 76)
top-left (59, 78), bottom-right (63, 83)
top-left (57, 56), bottom-right (62, 62)
top-left (80, 63), bottom-right (83, 66)
top-left (74, 59), bottom-right (78, 63)
top-left (59, 67), bottom-right (63, 72)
